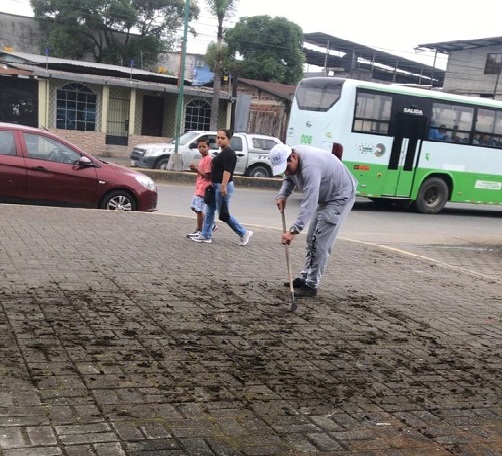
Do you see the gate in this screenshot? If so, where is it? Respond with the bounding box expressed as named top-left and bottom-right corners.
top-left (107, 88), bottom-right (130, 145)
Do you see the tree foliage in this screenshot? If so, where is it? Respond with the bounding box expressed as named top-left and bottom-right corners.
top-left (30, 0), bottom-right (199, 66)
top-left (224, 16), bottom-right (305, 84)
top-left (204, 41), bottom-right (234, 77)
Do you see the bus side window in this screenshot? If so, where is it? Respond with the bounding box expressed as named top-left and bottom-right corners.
top-left (430, 102), bottom-right (474, 143)
top-left (353, 120), bottom-right (364, 131)
top-left (428, 125), bottom-right (450, 141)
top-left (478, 134), bottom-right (495, 146)
top-left (353, 91), bottom-right (391, 134)
top-left (452, 132), bottom-right (469, 143)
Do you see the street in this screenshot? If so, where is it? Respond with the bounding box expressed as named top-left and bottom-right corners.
top-left (156, 182), bottom-right (502, 282)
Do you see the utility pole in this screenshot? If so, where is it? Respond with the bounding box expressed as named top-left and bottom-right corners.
top-left (430, 49), bottom-right (437, 89)
top-left (172, 0), bottom-right (190, 171)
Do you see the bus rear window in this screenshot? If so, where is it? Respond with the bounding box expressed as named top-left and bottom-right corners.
top-left (295, 78), bottom-right (343, 111)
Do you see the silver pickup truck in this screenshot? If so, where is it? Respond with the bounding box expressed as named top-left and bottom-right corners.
top-left (130, 131), bottom-right (283, 178)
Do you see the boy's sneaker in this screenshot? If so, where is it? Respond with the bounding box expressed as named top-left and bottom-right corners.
top-left (212, 223), bottom-right (218, 232)
top-left (186, 230), bottom-right (201, 239)
top-left (239, 230), bottom-right (253, 246)
top-left (294, 284), bottom-right (317, 298)
top-left (190, 234), bottom-right (212, 243)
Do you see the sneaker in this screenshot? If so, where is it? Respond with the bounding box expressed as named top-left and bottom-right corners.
top-left (294, 284), bottom-right (317, 298)
top-left (239, 230), bottom-right (253, 246)
top-left (212, 223), bottom-right (218, 232)
top-left (283, 277), bottom-right (306, 288)
top-left (190, 234), bottom-right (212, 243)
top-left (186, 230), bottom-right (201, 239)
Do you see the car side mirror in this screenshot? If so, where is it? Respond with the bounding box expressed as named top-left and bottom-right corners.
top-left (189, 142), bottom-right (197, 149)
top-left (78, 156), bottom-right (93, 167)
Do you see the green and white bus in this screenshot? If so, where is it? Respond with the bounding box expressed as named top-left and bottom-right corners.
top-left (286, 77), bottom-right (502, 213)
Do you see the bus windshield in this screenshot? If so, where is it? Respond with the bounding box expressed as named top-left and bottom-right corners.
top-left (296, 78), bottom-right (343, 112)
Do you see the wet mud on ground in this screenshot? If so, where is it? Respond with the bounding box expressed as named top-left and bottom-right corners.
top-left (0, 206), bottom-right (501, 455)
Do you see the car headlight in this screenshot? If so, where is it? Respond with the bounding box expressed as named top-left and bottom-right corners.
top-left (135, 175), bottom-right (156, 191)
top-left (143, 147), bottom-right (161, 157)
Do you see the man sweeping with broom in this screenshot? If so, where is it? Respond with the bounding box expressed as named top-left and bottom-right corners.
top-left (270, 144), bottom-right (358, 298)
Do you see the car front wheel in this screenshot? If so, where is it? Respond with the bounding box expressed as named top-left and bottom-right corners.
top-left (247, 165), bottom-right (271, 178)
top-left (155, 157), bottom-right (170, 170)
top-left (99, 190), bottom-right (137, 211)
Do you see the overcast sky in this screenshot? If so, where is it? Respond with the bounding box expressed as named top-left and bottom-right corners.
top-left (3, 0), bottom-right (501, 70)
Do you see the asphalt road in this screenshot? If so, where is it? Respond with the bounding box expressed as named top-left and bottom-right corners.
top-left (155, 182), bottom-right (502, 283)
top-left (97, 156), bottom-right (502, 282)
top-left (156, 182), bottom-right (502, 240)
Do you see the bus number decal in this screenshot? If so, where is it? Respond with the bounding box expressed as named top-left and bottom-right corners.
top-left (300, 134), bottom-right (312, 144)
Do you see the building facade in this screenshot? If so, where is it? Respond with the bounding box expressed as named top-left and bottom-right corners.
top-left (418, 37), bottom-right (502, 99)
top-left (0, 52), bottom-right (230, 158)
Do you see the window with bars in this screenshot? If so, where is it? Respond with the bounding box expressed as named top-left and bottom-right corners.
top-left (56, 83), bottom-right (97, 131)
top-left (184, 99), bottom-right (211, 131)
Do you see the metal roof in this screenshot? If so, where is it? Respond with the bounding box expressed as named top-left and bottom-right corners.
top-left (2, 62), bottom-right (222, 99)
top-left (0, 50), bottom-right (225, 99)
top-left (417, 36), bottom-right (502, 54)
top-left (303, 32), bottom-right (445, 86)
top-left (238, 78), bottom-right (296, 100)
top-left (0, 50), bottom-right (181, 85)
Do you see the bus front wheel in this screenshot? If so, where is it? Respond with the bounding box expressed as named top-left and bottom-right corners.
top-left (414, 177), bottom-right (449, 214)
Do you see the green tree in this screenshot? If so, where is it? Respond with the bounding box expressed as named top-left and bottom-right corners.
top-left (205, 41), bottom-right (236, 77)
top-left (225, 15), bottom-right (305, 84)
top-left (30, 0), bottom-right (199, 67)
top-left (204, 0), bottom-right (238, 130)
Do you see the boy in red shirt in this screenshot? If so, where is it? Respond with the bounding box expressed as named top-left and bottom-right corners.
top-left (187, 138), bottom-right (217, 238)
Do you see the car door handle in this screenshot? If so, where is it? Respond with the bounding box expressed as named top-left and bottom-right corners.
top-left (31, 166), bottom-right (49, 172)
top-left (236, 153), bottom-right (245, 157)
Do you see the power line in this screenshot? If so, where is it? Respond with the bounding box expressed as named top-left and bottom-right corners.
top-left (0, 5), bottom-right (487, 77)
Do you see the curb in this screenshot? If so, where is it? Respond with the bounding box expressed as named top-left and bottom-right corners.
top-left (139, 169), bottom-right (284, 189)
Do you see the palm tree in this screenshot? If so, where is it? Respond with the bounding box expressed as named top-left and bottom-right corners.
top-left (205, 0), bottom-right (238, 130)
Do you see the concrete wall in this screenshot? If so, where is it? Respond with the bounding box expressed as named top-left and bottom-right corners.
top-left (442, 44), bottom-right (502, 99)
top-left (0, 13), bottom-right (46, 55)
top-left (49, 129), bottom-right (171, 158)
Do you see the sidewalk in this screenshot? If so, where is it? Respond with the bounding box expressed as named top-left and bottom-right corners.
top-left (0, 204), bottom-right (500, 455)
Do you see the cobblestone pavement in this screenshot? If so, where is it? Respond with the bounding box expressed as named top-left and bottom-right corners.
top-left (0, 204), bottom-right (501, 456)
top-left (346, 240), bottom-right (502, 284)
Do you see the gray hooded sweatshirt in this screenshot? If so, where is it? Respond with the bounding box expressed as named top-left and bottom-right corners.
top-left (276, 145), bottom-right (358, 232)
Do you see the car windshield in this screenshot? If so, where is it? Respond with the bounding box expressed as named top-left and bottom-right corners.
top-left (171, 131), bottom-right (201, 146)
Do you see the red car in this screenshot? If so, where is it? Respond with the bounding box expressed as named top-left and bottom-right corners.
top-left (0, 123), bottom-right (157, 211)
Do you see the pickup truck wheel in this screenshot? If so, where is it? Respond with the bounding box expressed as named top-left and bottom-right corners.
top-left (248, 165), bottom-right (271, 178)
top-left (155, 157), bottom-right (169, 170)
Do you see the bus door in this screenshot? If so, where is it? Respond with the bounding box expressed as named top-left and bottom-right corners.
top-left (381, 113), bottom-right (426, 197)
